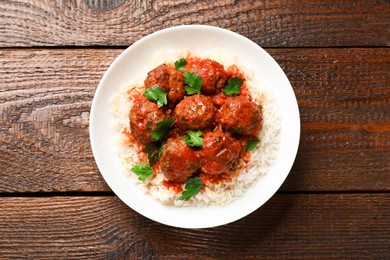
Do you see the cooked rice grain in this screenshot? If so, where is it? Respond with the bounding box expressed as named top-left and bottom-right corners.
top-left (111, 49), bottom-right (281, 206)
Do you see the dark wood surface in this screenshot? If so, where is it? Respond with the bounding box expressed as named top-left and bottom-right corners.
top-left (0, 0), bottom-right (389, 258)
top-left (1, 48), bottom-right (389, 193)
top-left (0, 0), bottom-right (389, 47)
top-left (1, 194), bottom-right (389, 259)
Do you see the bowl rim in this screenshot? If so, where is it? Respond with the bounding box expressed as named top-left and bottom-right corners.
top-left (89, 24), bottom-right (301, 228)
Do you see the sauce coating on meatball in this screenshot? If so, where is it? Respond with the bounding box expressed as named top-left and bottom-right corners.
top-left (174, 94), bottom-right (217, 131)
top-left (129, 99), bottom-right (167, 144)
top-left (144, 64), bottom-right (185, 105)
top-left (186, 58), bottom-right (228, 95)
top-left (217, 96), bottom-right (262, 136)
top-left (127, 55), bottom-right (264, 189)
top-left (198, 130), bottom-right (241, 175)
top-left (160, 137), bottom-right (200, 182)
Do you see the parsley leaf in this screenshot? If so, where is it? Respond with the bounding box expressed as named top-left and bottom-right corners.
top-left (222, 77), bottom-right (243, 95)
top-left (246, 140), bottom-right (260, 152)
top-left (183, 130), bottom-right (203, 147)
top-left (144, 142), bottom-right (162, 166)
top-left (178, 177), bottom-right (204, 201)
top-left (143, 86), bottom-right (168, 108)
top-left (131, 163), bottom-right (153, 181)
top-left (175, 58), bottom-right (186, 70)
top-left (151, 118), bottom-right (175, 141)
top-left (184, 72), bottom-right (202, 95)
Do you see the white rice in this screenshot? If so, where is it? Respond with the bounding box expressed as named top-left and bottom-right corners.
top-left (111, 49), bottom-right (281, 207)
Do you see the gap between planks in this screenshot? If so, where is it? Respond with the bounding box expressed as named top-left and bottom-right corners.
top-left (0, 190), bottom-right (389, 198)
top-left (0, 46), bottom-right (389, 50)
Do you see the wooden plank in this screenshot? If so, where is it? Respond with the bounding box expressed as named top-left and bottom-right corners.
top-left (0, 0), bottom-right (389, 47)
top-left (0, 48), bottom-right (389, 193)
top-left (0, 49), bottom-right (116, 192)
top-left (0, 194), bottom-right (389, 258)
top-left (271, 48), bottom-right (390, 191)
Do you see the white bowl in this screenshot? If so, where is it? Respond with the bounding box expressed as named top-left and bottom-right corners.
top-left (90, 25), bottom-right (300, 228)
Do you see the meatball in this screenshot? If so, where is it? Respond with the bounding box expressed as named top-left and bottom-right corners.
top-left (216, 96), bottom-right (262, 136)
top-left (174, 94), bottom-right (216, 131)
top-left (129, 99), bottom-right (167, 144)
top-left (144, 64), bottom-right (185, 106)
top-left (186, 58), bottom-right (228, 95)
top-left (198, 130), bottom-right (241, 175)
top-left (160, 137), bottom-right (200, 182)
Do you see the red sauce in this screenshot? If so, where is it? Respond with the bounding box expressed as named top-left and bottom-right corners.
top-left (212, 92), bottom-right (228, 107)
top-left (167, 128), bottom-right (183, 139)
top-left (128, 89), bottom-right (144, 102)
top-left (226, 65), bottom-right (250, 98)
top-left (226, 64), bottom-right (244, 78)
top-left (125, 55), bottom-right (263, 195)
top-left (186, 57), bottom-right (229, 95)
top-left (122, 127), bottom-right (135, 142)
top-left (199, 172), bottom-right (233, 184)
top-left (162, 180), bottom-right (184, 193)
top-left (237, 135), bottom-right (254, 163)
top-left (152, 162), bottom-right (160, 172)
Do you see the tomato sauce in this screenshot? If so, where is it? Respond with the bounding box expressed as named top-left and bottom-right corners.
top-left (226, 64), bottom-right (250, 98)
top-left (162, 180), bottom-right (184, 193)
top-left (126, 54), bottom-right (263, 196)
top-left (128, 89), bottom-right (144, 102)
top-left (122, 127), bottom-right (135, 143)
top-left (212, 92), bottom-right (228, 107)
top-left (199, 172), bottom-right (233, 184)
top-left (162, 171), bottom-right (235, 194)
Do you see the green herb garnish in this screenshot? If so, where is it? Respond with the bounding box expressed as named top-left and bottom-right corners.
top-left (184, 72), bottom-right (202, 95)
top-left (144, 142), bottom-right (162, 166)
top-left (151, 118), bottom-right (175, 141)
top-left (143, 85), bottom-right (168, 108)
top-left (221, 77), bottom-right (243, 95)
top-left (131, 163), bottom-right (153, 181)
top-left (175, 58), bottom-right (186, 70)
top-left (178, 177), bottom-right (204, 201)
top-left (183, 130), bottom-right (203, 147)
top-left (258, 104), bottom-right (263, 110)
top-left (246, 140), bottom-right (260, 152)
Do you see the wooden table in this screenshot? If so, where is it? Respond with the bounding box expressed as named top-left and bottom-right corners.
top-left (1, 1), bottom-right (389, 258)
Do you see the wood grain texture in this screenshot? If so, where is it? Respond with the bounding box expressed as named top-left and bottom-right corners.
top-left (0, 0), bottom-right (389, 47)
top-left (270, 48), bottom-right (390, 191)
top-left (0, 49), bottom-right (117, 192)
top-left (0, 48), bottom-right (389, 193)
top-left (0, 194), bottom-right (389, 258)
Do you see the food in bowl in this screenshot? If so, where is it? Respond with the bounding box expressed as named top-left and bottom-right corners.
top-left (111, 49), bottom-right (280, 206)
